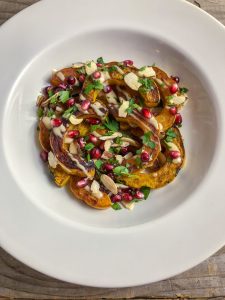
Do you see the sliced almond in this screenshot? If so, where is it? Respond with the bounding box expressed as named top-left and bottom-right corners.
top-left (106, 90), bottom-right (118, 105)
top-left (100, 174), bottom-right (118, 195)
top-left (48, 151), bottom-right (58, 169)
top-left (99, 132), bottom-right (122, 140)
top-left (56, 71), bottom-right (65, 81)
top-left (69, 143), bottom-right (78, 154)
top-left (64, 137), bottom-right (74, 144)
top-left (115, 65), bottom-right (125, 75)
top-left (69, 115), bottom-right (83, 125)
top-left (122, 201), bottom-right (135, 210)
top-left (121, 137), bottom-right (139, 146)
top-left (104, 140), bottom-right (112, 151)
top-left (118, 100), bottom-right (129, 118)
top-left (116, 183), bottom-right (129, 189)
top-left (149, 116), bottom-right (159, 130)
top-left (169, 95), bottom-right (186, 105)
top-left (138, 66), bottom-right (156, 78)
top-left (92, 131), bottom-right (102, 138)
top-left (85, 60), bottom-right (97, 75)
top-left (91, 180), bottom-right (103, 199)
top-left (124, 72), bottom-right (142, 91)
top-left (115, 155), bottom-right (123, 164)
top-left (42, 116), bottom-right (52, 130)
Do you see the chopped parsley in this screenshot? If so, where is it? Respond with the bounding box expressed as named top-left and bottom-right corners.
top-left (111, 202), bottom-right (122, 210)
top-left (48, 89), bottom-right (54, 97)
top-left (108, 65), bottom-right (117, 73)
top-left (85, 143), bottom-right (95, 151)
top-left (139, 66), bottom-right (146, 71)
top-left (97, 57), bottom-right (104, 64)
top-left (138, 78), bottom-right (154, 90)
top-left (126, 98), bottom-right (140, 115)
top-left (140, 186), bottom-right (151, 199)
top-left (104, 118), bottom-right (119, 132)
top-left (95, 159), bottom-right (103, 170)
top-left (90, 124), bottom-right (105, 132)
top-left (180, 87), bottom-right (189, 94)
top-left (37, 107), bottom-right (43, 118)
top-left (77, 66), bottom-right (86, 74)
top-left (165, 128), bottom-right (177, 142)
top-left (47, 108), bottom-right (54, 117)
top-left (59, 91), bottom-right (70, 103)
top-left (50, 95), bottom-right (57, 104)
top-left (142, 132), bottom-right (156, 149)
top-left (136, 149), bottom-right (142, 155)
top-left (84, 80), bottom-right (104, 94)
top-left (87, 153), bottom-right (91, 162)
top-left (115, 137), bottom-right (122, 145)
top-left (62, 106), bottom-right (77, 119)
top-left (87, 62), bottom-right (92, 67)
top-left (135, 156), bottom-right (142, 166)
top-left (113, 166), bottom-right (129, 176)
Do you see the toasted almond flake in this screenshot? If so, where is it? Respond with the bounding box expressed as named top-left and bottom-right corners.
top-left (149, 116), bottom-right (159, 130)
top-left (124, 72), bottom-right (142, 91)
top-left (106, 90), bottom-right (118, 105)
top-left (122, 201), bottom-right (135, 210)
top-left (69, 115), bottom-right (83, 125)
top-left (85, 60), bottom-right (97, 75)
top-left (159, 122), bottom-right (163, 132)
top-left (92, 131), bottom-right (102, 138)
top-left (42, 116), bottom-right (52, 130)
top-left (173, 157), bottom-right (182, 164)
top-left (124, 152), bottom-right (133, 159)
top-left (101, 174), bottom-right (118, 195)
top-left (115, 65), bottom-right (125, 75)
top-left (80, 94), bottom-right (86, 101)
top-left (91, 101), bottom-right (106, 117)
top-left (121, 142), bottom-right (129, 147)
top-left (56, 71), bottom-right (65, 81)
top-left (115, 155), bottom-right (123, 164)
top-left (48, 151), bottom-right (58, 169)
top-left (118, 100), bottom-right (129, 118)
top-left (102, 71), bottom-right (111, 80)
top-left (72, 62), bottom-right (84, 68)
top-left (91, 180), bottom-right (103, 199)
top-left (116, 183), bottom-right (129, 189)
top-left (101, 151), bottom-right (113, 159)
top-left (99, 132), bottom-right (122, 140)
top-left (121, 137), bottom-right (138, 146)
top-left (169, 95), bottom-right (186, 105)
top-left (84, 185), bottom-right (91, 192)
top-left (52, 68), bottom-right (58, 74)
top-left (104, 140), bottom-right (112, 151)
top-left (69, 143), bottom-right (78, 154)
top-left (138, 66), bottom-right (156, 78)
top-left (64, 137), bottom-right (74, 144)
top-left (56, 106), bottom-right (63, 112)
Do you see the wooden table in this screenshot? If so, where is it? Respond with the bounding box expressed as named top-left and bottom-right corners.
top-left (0, 0), bottom-right (225, 298)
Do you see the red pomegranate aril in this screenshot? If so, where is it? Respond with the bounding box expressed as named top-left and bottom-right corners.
top-left (96, 63), bottom-right (103, 67)
top-left (107, 172), bottom-right (115, 180)
top-left (122, 193), bottom-right (133, 201)
top-left (171, 76), bottom-right (180, 83)
top-left (77, 137), bottom-right (85, 149)
top-left (111, 194), bottom-right (122, 203)
top-left (104, 85), bottom-right (112, 93)
top-left (141, 107), bottom-right (152, 119)
top-left (169, 106), bottom-right (177, 115)
top-left (90, 148), bottom-right (101, 159)
top-left (86, 118), bottom-right (100, 125)
top-left (76, 178), bottom-right (88, 188)
top-left (169, 151), bottom-right (181, 159)
top-left (58, 83), bottom-right (67, 90)
top-left (99, 141), bottom-right (105, 150)
top-left (67, 75), bottom-right (76, 85)
top-left (120, 147), bottom-right (129, 155)
top-left (81, 100), bottom-right (90, 110)
top-left (79, 74), bottom-right (85, 83)
top-left (141, 151), bottom-right (150, 162)
top-left (93, 71), bottom-right (101, 79)
top-left (175, 113), bottom-right (182, 125)
top-left (68, 130), bottom-right (80, 138)
top-left (103, 163), bottom-right (114, 172)
top-left (123, 59), bottom-right (133, 66)
top-left (134, 190), bottom-right (144, 199)
top-left (66, 98), bottom-right (75, 107)
top-left (40, 150), bottom-right (48, 162)
top-left (170, 83), bottom-right (178, 94)
top-left (52, 118), bottom-right (62, 127)
top-left (88, 134), bottom-right (98, 144)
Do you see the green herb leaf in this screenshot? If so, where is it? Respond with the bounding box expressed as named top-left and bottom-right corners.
top-left (85, 143), bottom-right (95, 151)
top-left (115, 137), bottom-right (122, 145)
top-left (37, 107), bottom-right (43, 118)
top-left (140, 186), bottom-right (151, 199)
top-left (104, 118), bottom-right (119, 132)
top-left (138, 78), bottom-right (154, 90)
top-left (62, 106), bottom-right (77, 119)
top-left (166, 128), bottom-right (177, 138)
top-left (84, 80), bottom-right (104, 95)
top-left (87, 62), bottom-right (92, 67)
top-left (113, 166), bottom-right (129, 176)
top-left (48, 89), bottom-right (54, 97)
top-left (50, 96), bottom-right (57, 104)
top-left (97, 57), bottom-right (104, 64)
top-left (95, 159), bottom-right (103, 170)
top-left (90, 124), bottom-right (105, 132)
top-left (59, 91), bottom-right (70, 103)
top-left (111, 202), bottom-right (122, 210)
top-left (135, 156), bottom-right (142, 166)
top-left (136, 149), bottom-right (142, 155)
top-left (142, 132), bottom-right (156, 149)
top-left (139, 66), bottom-right (146, 71)
top-left (180, 87), bottom-right (189, 94)
top-left (108, 65), bottom-right (118, 73)
top-left (126, 98), bottom-right (140, 115)
top-left (87, 153), bottom-right (91, 162)
top-left (47, 108), bottom-right (54, 117)
top-left (77, 66), bottom-right (86, 74)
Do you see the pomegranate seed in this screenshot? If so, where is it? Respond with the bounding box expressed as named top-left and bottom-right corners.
top-left (171, 76), bottom-right (180, 83)
top-left (120, 147), bottom-right (129, 155)
top-left (141, 108), bottom-right (152, 119)
top-left (96, 63), bottom-right (103, 67)
top-left (90, 148), bottom-right (101, 159)
top-left (170, 83), bottom-right (178, 94)
top-left (93, 71), bottom-right (101, 79)
top-left (123, 60), bottom-right (133, 66)
top-left (169, 106), bottom-right (177, 115)
top-left (99, 141), bottom-right (105, 150)
top-left (54, 87), bottom-right (64, 93)
top-left (103, 163), bottom-right (114, 172)
top-left (175, 113), bottom-right (182, 125)
top-left (141, 151), bottom-right (150, 162)
top-left (58, 83), bottom-right (67, 90)
top-left (77, 137), bottom-right (85, 149)
top-left (40, 150), bottom-right (48, 162)
top-left (76, 178), bottom-right (88, 188)
top-left (67, 75), bottom-right (76, 85)
top-left (52, 118), bottom-right (62, 127)
top-left (169, 151), bottom-right (181, 159)
top-left (88, 134), bottom-right (98, 144)
top-left (68, 130), bottom-right (80, 138)
top-left (86, 118), bottom-right (100, 125)
top-left (67, 98), bottom-right (75, 107)
top-left (81, 100), bottom-right (90, 110)
top-left (107, 172), bottom-right (115, 180)
top-left (111, 194), bottom-right (122, 203)
top-left (79, 74), bottom-right (85, 83)
top-left (122, 193), bottom-right (133, 201)
top-left (104, 85), bottom-right (112, 93)
top-left (134, 190), bottom-right (144, 199)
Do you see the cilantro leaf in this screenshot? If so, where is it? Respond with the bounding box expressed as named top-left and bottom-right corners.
top-left (85, 143), bottom-right (95, 151)
top-left (84, 80), bottom-right (104, 95)
top-left (47, 108), bottom-right (54, 117)
top-left (108, 65), bottom-right (117, 72)
top-left (126, 98), bottom-right (140, 115)
top-left (111, 202), bottom-right (122, 210)
top-left (166, 128), bottom-right (177, 138)
top-left (90, 124), bottom-right (105, 132)
top-left (139, 66), bottom-right (146, 71)
top-left (50, 96), bottom-right (57, 104)
top-left (104, 118), bottom-right (119, 132)
top-left (113, 166), bottom-right (129, 176)
top-left (59, 91), bottom-right (70, 103)
top-left (180, 87), bottom-right (189, 94)
top-left (138, 78), bottom-right (154, 90)
top-left (63, 106), bottom-right (77, 119)
top-left (95, 159), bottom-right (103, 170)
top-left (136, 149), bottom-right (142, 155)
top-left (37, 107), bottom-right (43, 118)
top-left (142, 132), bottom-right (156, 149)
top-left (48, 89), bottom-right (54, 97)
top-left (97, 57), bottom-right (104, 64)
top-left (140, 186), bottom-right (151, 199)
top-left (87, 153), bottom-right (91, 162)
top-left (135, 156), bottom-right (142, 166)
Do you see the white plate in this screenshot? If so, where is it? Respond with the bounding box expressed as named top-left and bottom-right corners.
top-left (0, 0), bottom-right (225, 287)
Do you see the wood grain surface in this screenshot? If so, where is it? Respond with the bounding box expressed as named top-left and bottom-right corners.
top-left (0, 0), bottom-right (225, 299)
